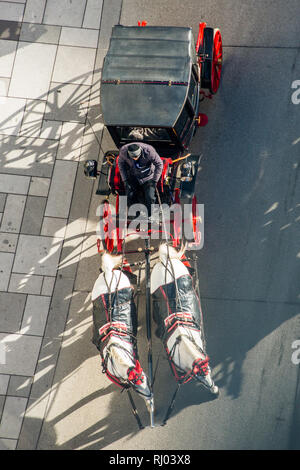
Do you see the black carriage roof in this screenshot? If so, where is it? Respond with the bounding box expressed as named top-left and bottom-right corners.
top-left (100, 25), bottom-right (196, 128)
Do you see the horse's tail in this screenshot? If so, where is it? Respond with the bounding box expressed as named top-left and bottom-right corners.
top-left (158, 243), bottom-right (186, 264)
top-left (100, 252), bottom-right (122, 276)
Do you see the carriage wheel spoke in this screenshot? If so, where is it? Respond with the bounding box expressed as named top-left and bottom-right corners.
top-left (210, 30), bottom-right (222, 93)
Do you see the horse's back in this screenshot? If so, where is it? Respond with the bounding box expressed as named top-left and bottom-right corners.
top-left (92, 283), bottom-right (137, 349)
top-left (152, 274), bottom-right (201, 338)
top-left (150, 259), bottom-right (189, 294)
top-left (92, 270), bottom-right (130, 300)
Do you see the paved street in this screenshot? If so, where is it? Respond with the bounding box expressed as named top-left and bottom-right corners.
top-left (0, 0), bottom-right (299, 450)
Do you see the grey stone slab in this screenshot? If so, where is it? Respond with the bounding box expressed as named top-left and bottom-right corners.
top-left (0, 39), bottom-right (16, 76)
top-left (0, 333), bottom-right (42, 376)
top-left (0, 2), bottom-right (24, 22)
top-left (94, 46), bottom-right (107, 71)
top-left (56, 122), bottom-right (85, 161)
top-left (78, 119), bottom-right (102, 162)
top-left (0, 396), bottom-right (27, 439)
top-left (41, 217), bottom-right (67, 238)
top-left (98, 0), bottom-right (122, 49)
top-left (57, 245), bottom-right (80, 280)
top-left (83, 0), bottom-right (103, 29)
top-left (95, 115), bottom-right (114, 150)
top-left (0, 194), bottom-right (6, 212)
top-left (40, 292), bottom-right (94, 411)
top-left (0, 20), bottom-right (21, 40)
top-left (0, 396), bottom-right (5, 419)
top-left (45, 82), bottom-right (91, 123)
top-left (74, 232), bottom-right (99, 292)
top-left (28, 177), bottom-right (50, 197)
top-left (56, 217), bottom-right (86, 279)
top-left (87, 64), bottom-right (101, 91)
top-left (87, 65), bottom-right (101, 104)
top-left (45, 160), bottom-right (78, 218)
top-left (69, 162), bottom-right (95, 219)
top-left (0, 293), bottom-right (26, 333)
top-left (44, 276), bottom-right (74, 338)
top-left (7, 376), bottom-right (32, 398)
top-left (0, 96), bottom-right (26, 136)
top-left (36, 294), bottom-right (101, 451)
top-left (0, 202), bottom-right (7, 226)
top-left (21, 295), bottom-right (51, 336)
top-left (20, 22), bottom-right (61, 44)
top-left (8, 274), bottom-right (43, 295)
top-left (30, 337), bottom-right (62, 398)
top-left (0, 438), bottom-right (17, 450)
top-left (16, 396), bottom-right (48, 449)
top-left (0, 233), bottom-right (18, 253)
top-left (52, 45), bottom-right (96, 86)
top-left (20, 196), bottom-right (47, 235)
top-left (19, 99), bottom-right (46, 138)
top-left (0, 174), bottom-right (30, 194)
top-left (13, 234), bottom-right (63, 277)
top-left (0, 135), bottom-right (58, 177)
top-left (60, 27), bottom-right (99, 48)
top-left (43, 0), bottom-right (86, 27)
top-left (41, 276), bottom-right (55, 297)
top-left (85, 171), bottom-right (105, 220)
top-left (39, 120), bottom-right (62, 140)
top-left (0, 374), bottom-right (10, 394)
top-left (23, 0), bottom-right (46, 24)
top-left (0, 194), bottom-right (26, 233)
top-left (8, 42), bottom-right (57, 100)
top-left (0, 252), bottom-right (14, 290)
top-left (0, 77), bottom-right (10, 97)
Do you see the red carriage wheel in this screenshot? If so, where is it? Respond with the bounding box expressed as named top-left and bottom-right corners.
top-left (201, 28), bottom-right (223, 94)
top-left (177, 193), bottom-right (201, 247)
top-left (210, 29), bottom-right (222, 94)
top-left (115, 194), bottom-right (124, 253)
top-left (173, 188), bottom-right (181, 248)
top-left (195, 22), bottom-right (207, 55)
top-left (103, 200), bottom-right (115, 253)
top-left (192, 195), bottom-right (201, 245)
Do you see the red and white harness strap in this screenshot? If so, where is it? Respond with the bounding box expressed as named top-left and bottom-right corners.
top-left (163, 313), bottom-right (209, 384)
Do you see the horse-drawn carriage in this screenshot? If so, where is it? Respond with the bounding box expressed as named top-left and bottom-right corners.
top-left (84, 21), bottom-right (222, 428)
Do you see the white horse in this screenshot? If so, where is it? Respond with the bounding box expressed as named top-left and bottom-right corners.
top-left (150, 244), bottom-right (219, 394)
top-left (92, 252), bottom-right (153, 409)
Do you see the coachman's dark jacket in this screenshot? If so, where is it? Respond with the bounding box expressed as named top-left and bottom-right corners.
top-left (118, 142), bottom-right (163, 185)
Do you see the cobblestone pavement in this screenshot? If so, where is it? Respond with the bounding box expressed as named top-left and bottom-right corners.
top-left (0, 0), bottom-right (122, 450)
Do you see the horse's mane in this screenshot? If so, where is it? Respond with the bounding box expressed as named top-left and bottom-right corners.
top-left (158, 243), bottom-right (186, 264)
top-left (101, 252), bottom-right (122, 275)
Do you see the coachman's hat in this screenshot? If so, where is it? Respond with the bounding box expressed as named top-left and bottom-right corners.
top-left (128, 144), bottom-right (142, 158)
